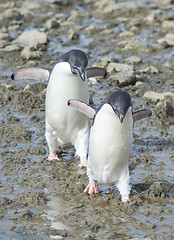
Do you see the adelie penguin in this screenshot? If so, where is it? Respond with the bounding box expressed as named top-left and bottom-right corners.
top-left (11, 49), bottom-right (107, 167)
top-left (68, 90), bottom-right (152, 202)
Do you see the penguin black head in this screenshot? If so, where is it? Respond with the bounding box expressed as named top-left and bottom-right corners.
top-left (101, 90), bottom-right (132, 123)
top-left (58, 49), bottom-right (88, 81)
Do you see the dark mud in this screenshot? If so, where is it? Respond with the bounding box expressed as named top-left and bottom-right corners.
top-left (0, 0), bottom-right (174, 239)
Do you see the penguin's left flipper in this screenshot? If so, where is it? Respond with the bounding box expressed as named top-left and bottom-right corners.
top-left (133, 109), bottom-right (152, 123)
top-left (86, 67), bottom-right (107, 79)
top-left (11, 67), bottom-right (50, 81)
top-left (68, 99), bottom-right (95, 119)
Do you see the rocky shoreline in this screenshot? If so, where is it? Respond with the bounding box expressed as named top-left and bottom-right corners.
top-left (0, 0), bottom-right (174, 239)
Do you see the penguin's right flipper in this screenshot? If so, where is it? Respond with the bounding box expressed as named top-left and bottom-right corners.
top-left (68, 99), bottom-right (95, 119)
top-left (11, 67), bottom-right (50, 81)
top-left (133, 109), bottom-right (152, 123)
top-left (86, 67), bottom-right (107, 79)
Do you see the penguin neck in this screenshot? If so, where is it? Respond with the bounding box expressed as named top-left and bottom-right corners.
top-left (94, 104), bottom-right (133, 135)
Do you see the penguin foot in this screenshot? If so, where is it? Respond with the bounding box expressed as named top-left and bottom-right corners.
top-left (47, 152), bottom-right (59, 161)
top-left (84, 180), bottom-right (99, 195)
top-left (79, 157), bottom-right (88, 167)
top-left (121, 195), bottom-right (130, 203)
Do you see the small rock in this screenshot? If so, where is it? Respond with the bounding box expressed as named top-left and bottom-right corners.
top-left (44, 18), bottom-right (59, 30)
top-left (107, 63), bottom-right (136, 87)
top-left (85, 25), bottom-right (98, 35)
top-left (13, 29), bottom-right (47, 49)
top-left (21, 47), bottom-right (43, 60)
top-left (162, 20), bottom-right (174, 30)
top-left (118, 31), bottom-right (135, 39)
top-left (92, 56), bottom-right (113, 68)
top-left (67, 29), bottom-right (79, 43)
top-left (0, 84), bottom-right (13, 90)
top-left (152, 0), bottom-right (174, 5)
top-left (146, 10), bottom-right (163, 23)
top-left (157, 33), bottom-right (174, 46)
top-left (124, 30), bottom-right (158, 50)
top-left (143, 91), bottom-right (174, 102)
top-left (134, 81), bottom-right (151, 96)
top-left (140, 66), bottom-right (159, 74)
top-left (2, 44), bottom-right (21, 52)
top-left (0, 32), bottom-right (10, 40)
top-left (154, 101), bottom-right (174, 124)
top-left (126, 56), bottom-right (142, 64)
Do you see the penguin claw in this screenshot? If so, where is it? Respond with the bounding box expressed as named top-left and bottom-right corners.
top-left (84, 180), bottom-right (99, 195)
top-left (47, 152), bottom-right (59, 161)
top-left (79, 157), bottom-right (88, 168)
top-left (121, 195), bottom-right (130, 203)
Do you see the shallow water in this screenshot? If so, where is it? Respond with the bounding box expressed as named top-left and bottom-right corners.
top-left (0, 0), bottom-right (174, 239)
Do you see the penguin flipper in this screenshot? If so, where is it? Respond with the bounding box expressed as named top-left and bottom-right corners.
top-left (86, 67), bottom-right (107, 79)
top-left (133, 109), bottom-right (152, 123)
top-left (11, 67), bottom-right (50, 81)
top-left (68, 99), bottom-right (95, 119)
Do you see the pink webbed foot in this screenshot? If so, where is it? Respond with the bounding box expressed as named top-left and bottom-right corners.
top-left (47, 152), bottom-right (59, 161)
top-left (79, 157), bottom-right (88, 168)
top-left (121, 195), bottom-right (130, 203)
top-left (84, 180), bottom-right (99, 195)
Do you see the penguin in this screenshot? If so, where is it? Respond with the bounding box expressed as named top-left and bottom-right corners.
top-left (68, 90), bottom-right (152, 202)
top-left (11, 49), bottom-right (107, 167)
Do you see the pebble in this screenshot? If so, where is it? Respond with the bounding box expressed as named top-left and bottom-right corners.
top-left (118, 31), bottom-right (135, 39)
top-left (21, 47), bottom-right (43, 60)
top-left (140, 66), bottom-right (159, 74)
top-left (12, 29), bottom-right (47, 49)
top-left (146, 10), bottom-right (163, 23)
top-left (67, 29), bottom-right (79, 43)
top-left (154, 101), bottom-right (174, 123)
top-left (125, 56), bottom-right (142, 64)
top-left (107, 63), bottom-right (136, 86)
top-left (143, 91), bottom-right (174, 102)
top-left (44, 18), bottom-right (60, 30)
top-left (162, 20), bottom-right (174, 30)
top-left (157, 33), bottom-right (174, 46)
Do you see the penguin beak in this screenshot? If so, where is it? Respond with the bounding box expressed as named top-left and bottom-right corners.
top-left (119, 113), bottom-right (125, 123)
top-left (113, 108), bottom-right (125, 123)
top-left (71, 66), bottom-right (86, 81)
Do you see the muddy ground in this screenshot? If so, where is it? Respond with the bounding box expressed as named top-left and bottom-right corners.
top-left (0, 0), bottom-right (174, 239)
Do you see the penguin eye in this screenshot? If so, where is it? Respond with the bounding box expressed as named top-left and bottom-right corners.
top-left (71, 66), bottom-right (77, 75)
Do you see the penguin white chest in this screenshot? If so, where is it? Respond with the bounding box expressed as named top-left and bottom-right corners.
top-left (46, 62), bottom-right (89, 144)
top-left (88, 105), bottom-right (133, 184)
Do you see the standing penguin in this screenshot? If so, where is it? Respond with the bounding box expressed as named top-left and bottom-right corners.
top-left (11, 49), bottom-right (107, 166)
top-left (68, 90), bottom-right (151, 202)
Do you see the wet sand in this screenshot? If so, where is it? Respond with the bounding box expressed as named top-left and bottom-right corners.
top-left (0, 0), bottom-right (174, 239)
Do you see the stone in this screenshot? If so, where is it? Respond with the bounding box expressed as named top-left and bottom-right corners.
top-left (107, 63), bottom-right (136, 87)
top-left (154, 101), bottom-right (174, 124)
top-left (67, 29), bottom-right (79, 43)
top-left (118, 31), bottom-right (135, 39)
top-left (162, 20), bottom-right (174, 30)
top-left (146, 10), bottom-right (163, 23)
top-left (124, 30), bottom-right (158, 50)
top-left (125, 56), bottom-right (142, 64)
top-left (140, 66), bottom-right (159, 74)
top-left (157, 33), bottom-right (174, 46)
top-left (143, 91), bottom-right (174, 102)
top-left (21, 47), bottom-right (43, 60)
top-left (2, 45), bottom-right (21, 52)
top-left (12, 29), bottom-right (47, 49)
top-left (44, 18), bottom-right (59, 30)
top-left (0, 32), bottom-right (10, 40)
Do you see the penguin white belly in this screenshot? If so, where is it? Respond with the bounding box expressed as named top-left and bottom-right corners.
top-left (46, 64), bottom-right (89, 145)
top-left (87, 106), bottom-right (133, 184)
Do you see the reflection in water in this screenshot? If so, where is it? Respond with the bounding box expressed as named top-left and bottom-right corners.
top-left (43, 196), bottom-right (74, 235)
